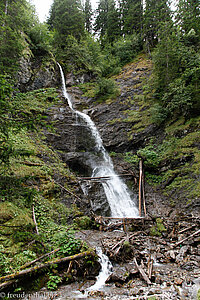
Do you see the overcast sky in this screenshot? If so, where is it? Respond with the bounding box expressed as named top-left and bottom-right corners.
top-left (31, 0), bottom-right (176, 23)
top-left (31, 0), bottom-right (98, 22)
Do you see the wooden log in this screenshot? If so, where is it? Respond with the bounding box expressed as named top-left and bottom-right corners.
top-left (78, 174), bottom-right (134, 180)
top-left (142, 171), bottom-right (147, 217)
top-left (123, 218), bottom-right (126, 232)
top-left (139, 160), bottom-right (143, 217)
top-left (174, 229), bottom-right (200, 247)
top-left (0, 250), bottom-right (95, 283)
top-left (32, 205), bottom-right (39, 235)
top-left (20, 248), bottom-right (60, 270)
top-left (0, 279), bottom-right (18, 291)
top-left (133, 257), bottom-right (151, 285)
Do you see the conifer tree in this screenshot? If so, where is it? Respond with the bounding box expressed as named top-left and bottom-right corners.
top-left (84, 0), bottom-right (93, 33)
top-left (94, 0), bottom-right (120, 43)
top-left (48, 0), bottom-right (85, 45)
top-left (176, 0), bottom-right (200, 44)
top-left (120, 0), bottom-right (143, 36)
top-left (143, 0), bottom-right (172, 49)
top-left (0, 0), bottom-right (38, 74)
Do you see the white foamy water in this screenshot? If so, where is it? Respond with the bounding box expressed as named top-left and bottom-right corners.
top-left (57, 63), bottom-right (139, 218)
top-left (88, 247), bottom-right (113, 291)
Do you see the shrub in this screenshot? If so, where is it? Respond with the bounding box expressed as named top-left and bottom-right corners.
top-left (95, 77), bottom-right (119, 101)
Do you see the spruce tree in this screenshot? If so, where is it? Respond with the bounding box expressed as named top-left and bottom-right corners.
top-left (48, 0), bottom-right (85, 45)
top-left (94, 0), bottom-right (120, 43)
top-left (143, 0), bottom-right (172, 49)
top-left (120, 0), bottom-right (143, 36)
top-left (0, 0), bottom-right (38, 74)
top-left (176, 0), bottom-right (200, 44)
top-left (84, 0), bottom-right (93, 33)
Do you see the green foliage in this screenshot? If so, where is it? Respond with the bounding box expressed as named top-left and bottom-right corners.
top-left (124, 152), bottom-right (140, 167)
top-left (29, 23), bottom-right (53, 55)
top-left (111, 34), bottom-right (141, 65)
top-left (12, 250), bottom-right (37, 270)
top-left (137, 146), bottom-right (160, 168)
top-left (121, 0), bottom-right (143, 36)
top-left (151, 21), bottom-right (200, 121)
top-left (197, 288), bottom-right (200, 300)
top-left (150, 218), bottom-right (166, 237)
top-left (0, 246), bottom-right (10, 276)
top-left (47, 274), bottom-right (62, 290)
top-left (0, 0), bottom-right (40, 74)
top-left (48, 0), bottom-right (85, 46)
top-left (84, 0), bottom-right (93, 33)
top-left (143, 0), bottom-right (172, 48)
top-left (95, 77), bottom-right (119, 101)
top-left (53, 231), bottom-right (86, 256)
top-left (74, 216), bottom-right (92, 229)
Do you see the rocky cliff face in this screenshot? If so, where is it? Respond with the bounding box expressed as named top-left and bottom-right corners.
top-left (43, 53), bottom-right (200, 219)
top-left (18, 52), bottom-right (199, 219)
top-left (17, 53), bottom-right (60, 92)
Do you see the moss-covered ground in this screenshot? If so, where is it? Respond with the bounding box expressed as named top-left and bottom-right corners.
top-left (0, 88), bottom-right (95, 290)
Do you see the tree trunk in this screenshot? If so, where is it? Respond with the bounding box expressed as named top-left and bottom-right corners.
top-left (0, 250), bottom-right (95, 283)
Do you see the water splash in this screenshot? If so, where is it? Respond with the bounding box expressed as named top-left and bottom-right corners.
top-left (88, 247), bottom-right (112, 291)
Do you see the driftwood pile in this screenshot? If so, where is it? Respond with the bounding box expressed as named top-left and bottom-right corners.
top-left (98, 216), bottom-right (200, 287)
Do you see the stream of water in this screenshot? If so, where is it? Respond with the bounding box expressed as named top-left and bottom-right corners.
top-left (57, 63), bottom-right (139, 293)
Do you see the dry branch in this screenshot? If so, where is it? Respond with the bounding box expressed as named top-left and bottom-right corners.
top-left (0, 279), bottom-right (18, 291)
top-left (142, 172), bottom-right (147, 217)
top-left (134, 257), bottom-right (151, 285)
top-left (53, 180), bottom-right (81, 201)
top-left (78, 174), bottom-right (134, 180)
top-left (0, 250), bottom-right (94, 283)
top-left (32, 205), bottom-right (39, 235)
top-left (178, 225), bottom-right (196, 234)
top-left (174, 229), bottom-right (200, 247)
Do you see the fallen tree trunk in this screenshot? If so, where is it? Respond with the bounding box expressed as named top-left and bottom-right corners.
top-left (0, 279), bottom-right (18, 291)
top-left (20, 248), bottom-right (60, 270)
top-left (0, 250), bottom-right (95, 283)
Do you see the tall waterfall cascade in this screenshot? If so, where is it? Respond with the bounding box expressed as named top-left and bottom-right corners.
top-left (57, 63), bottom-right (138, 218)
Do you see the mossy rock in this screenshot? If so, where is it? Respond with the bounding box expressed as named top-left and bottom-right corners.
top-left (0, 202), bottom-right (22, 223)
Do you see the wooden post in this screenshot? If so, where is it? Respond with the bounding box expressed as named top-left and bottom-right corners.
top-left (142, 171), bottom-right (147, 217)
top-left (139, 160), bottom-right (143, 217)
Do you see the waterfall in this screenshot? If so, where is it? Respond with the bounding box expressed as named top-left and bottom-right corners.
top-left (88, 247), bottom-right (113, 291)
top-left (57, 63), bottom-right (138, 218)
